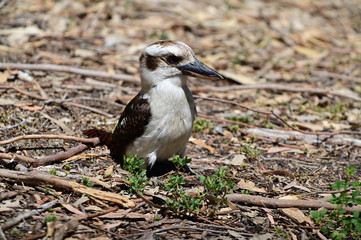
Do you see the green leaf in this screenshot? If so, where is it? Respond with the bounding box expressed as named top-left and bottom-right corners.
top-left (355, 197), bottom-right (361, 204)
top-left (311, 211), bottom-right (320, 219)
top-left (352, 190), bottom-right (360, 199)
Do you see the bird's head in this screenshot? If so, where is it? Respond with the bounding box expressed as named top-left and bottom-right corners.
top-left (139, 40), bottom-right (223, 89)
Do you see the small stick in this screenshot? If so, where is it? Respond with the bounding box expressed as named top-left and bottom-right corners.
top-left (0, 134), bottom-right (99, 146)
top-left (193, 84), bottom-right (361, 102)
top-left (33, 143), bottom-right (91, 167)
top-left (1, 199), bottom-right (58, 230)
top-left (0, 62), bottom-right (140, 83)
top-left (312, 70), bottom-right (361, 84)
top-left (195, 95), bottom-right (361, 136)
top-left (47, 100), bottom-right (114, 118)
top-left (0, 117), bottom-right (29, 131)
top-left (74, 206), bottom-right (118, 220)
top-left (0, 226), bottom-right (7, 240)
top-left (0, 153), bottom-right (37, 164)
top-left (0, 85), bottom-right (113, 117)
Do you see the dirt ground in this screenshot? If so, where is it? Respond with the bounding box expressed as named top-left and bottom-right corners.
top-left (1, 0), bottom-right (361, 239)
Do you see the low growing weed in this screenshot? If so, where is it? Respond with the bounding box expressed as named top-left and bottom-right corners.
top-left (311, 165), bottom-right (361, 240)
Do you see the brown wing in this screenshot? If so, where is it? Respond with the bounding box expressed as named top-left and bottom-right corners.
top-left (110, 93), bottom-right (151, 161)
top-left (83, 128), bottom-right (112, 146)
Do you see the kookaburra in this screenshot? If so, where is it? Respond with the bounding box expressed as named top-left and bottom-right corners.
top-left (84, 40), bottom-right (223, 171)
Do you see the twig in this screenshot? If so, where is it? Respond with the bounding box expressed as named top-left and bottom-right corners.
top-left (0, 0), bottom-right (9, 10)
top-left (193, 84), bottom-right (361, 102)
top-left (149, 225), bottom-right (228, 235)
top-left (0, 117), bottom-right (28, 131)
top-left (197, 113), bottom-right (253, 128)
top-left (194, 222), bottom-right (253, 235)
top-left (0, 169), bottom-right (135, 208)
top-left (47, 100), bottom-right (114, 118)
top-left (0, 158), bottom-right (28, 171)
top-left (0, 62), bottom-right (139, 83)
top-left (226, 193), bottom-right (361, 213)
top-left (0, 85), bottom-right (47, 100)
top-left (135, 190), bottom-right (166, 210)
top-left (39, 112), bottom-right (73, 135)
top-left (0, 134), bottom-right (99, 146)
top-left (75, 206), bottom-right (118, 220)
top-left (246, 128), bottom-right (361, 147)
top-left (278, 223), bottom-right (320, 230)
top-left (21, 232), bottom-right (47, 240)
top-left (0, 136), bottom-right (100, 167)
top-left (1, 199), bottom-right (58, 230)
top-left (61, 96), bottom-right (124, 108)
top-left (0, 85), bottom-right (113, 117)
top-left (0, 226), bottom-right (7, 240)
top-left (86, 223), bottom-right (126, 239)
top-left (33, 143), bottom-right (91, 167)
top-left (195, 95), bottom-right (361, 136)
top-left (0, 153), bottom-right (37, 164)
top-left (0, 142), bottom-right (99, 167)
top-left (312, 70), bottom-right (361, 84)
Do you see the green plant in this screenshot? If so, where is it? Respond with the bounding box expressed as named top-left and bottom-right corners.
top-left (240, 189), bottom-right (253, 194)
top-left (200, 167), bottom-right (236, 215)
top-left (81, 177), bottom-right (94, 187)
top-left (64, 164), bottom-right (71, 170)
top-left (261, 119), bottom-right (274, 129)
top-left (311, 165), bottom-right (361, 239)
top-left (123, 153), bottom-right (149, 194)
top-left (164, 155), bottom-right (201, 215)
top-left (193, 119), bottom-right (214, 133)
top-left (227, 125), bottom-right (239, 132)
top-left (227, 116), bottom-right (251, 124)
top-left (239, 144), bottom-right (260, 160)
top-left (275, 226), bottom-right (289, 238)
top-left (49, 169), bottom-right (57, 175)
top-left (44, 215), bottom-right (58, 222)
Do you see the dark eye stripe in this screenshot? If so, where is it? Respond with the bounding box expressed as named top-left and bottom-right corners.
top-left (165, 54), bottom-right (182, 65)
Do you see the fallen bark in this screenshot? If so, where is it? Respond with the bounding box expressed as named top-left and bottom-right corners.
top-left (226, 193), bottom-right (361, 213)
top-left (245, 128), bottom-right (361, 147)
top-left (0, 169), bottom-right (135, 208)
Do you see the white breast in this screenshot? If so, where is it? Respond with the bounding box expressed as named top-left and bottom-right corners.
top-left (126, 80), bottom-right (195, 168)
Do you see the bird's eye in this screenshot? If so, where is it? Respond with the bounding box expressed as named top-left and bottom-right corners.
top-left (165, 55), bottom-right (182, 65)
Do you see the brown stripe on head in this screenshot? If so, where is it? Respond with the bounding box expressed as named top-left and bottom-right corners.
top-left (145, 55), bottom-right (161, 71)
top-left (149, 40), bottom-right (175, 47)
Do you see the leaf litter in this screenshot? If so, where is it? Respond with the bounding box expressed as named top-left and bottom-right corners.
top-left (0, 0), bottom-right (361, 239)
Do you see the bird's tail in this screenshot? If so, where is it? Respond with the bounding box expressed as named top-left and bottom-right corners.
top-left (83, 129), bottom-right (112, 147)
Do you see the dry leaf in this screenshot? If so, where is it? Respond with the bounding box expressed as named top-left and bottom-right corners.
top-left (104, 165), bottom-right (114, 177)
top-left (21, 105), bottom-right (43, 111)
top-left (237, 179), bottom-right (267, 193)
top-left (189, 137), bottom-right (215, 153)
top-left (230, 154), bottom-right (246, 165)
top-left (0, 70), bottom-right (9, 83)
top-left (280, 208), bottom-right (313, 224)
top-left (292, 46), bottom-right (322, 58)
top-left (219, 70), bottom-right (257, 85)
top-left (267, 147), bottom-right (294, 153)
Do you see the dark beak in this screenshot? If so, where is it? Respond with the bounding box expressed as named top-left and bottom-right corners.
top-left (176, 59), bottom-right (223, 80)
